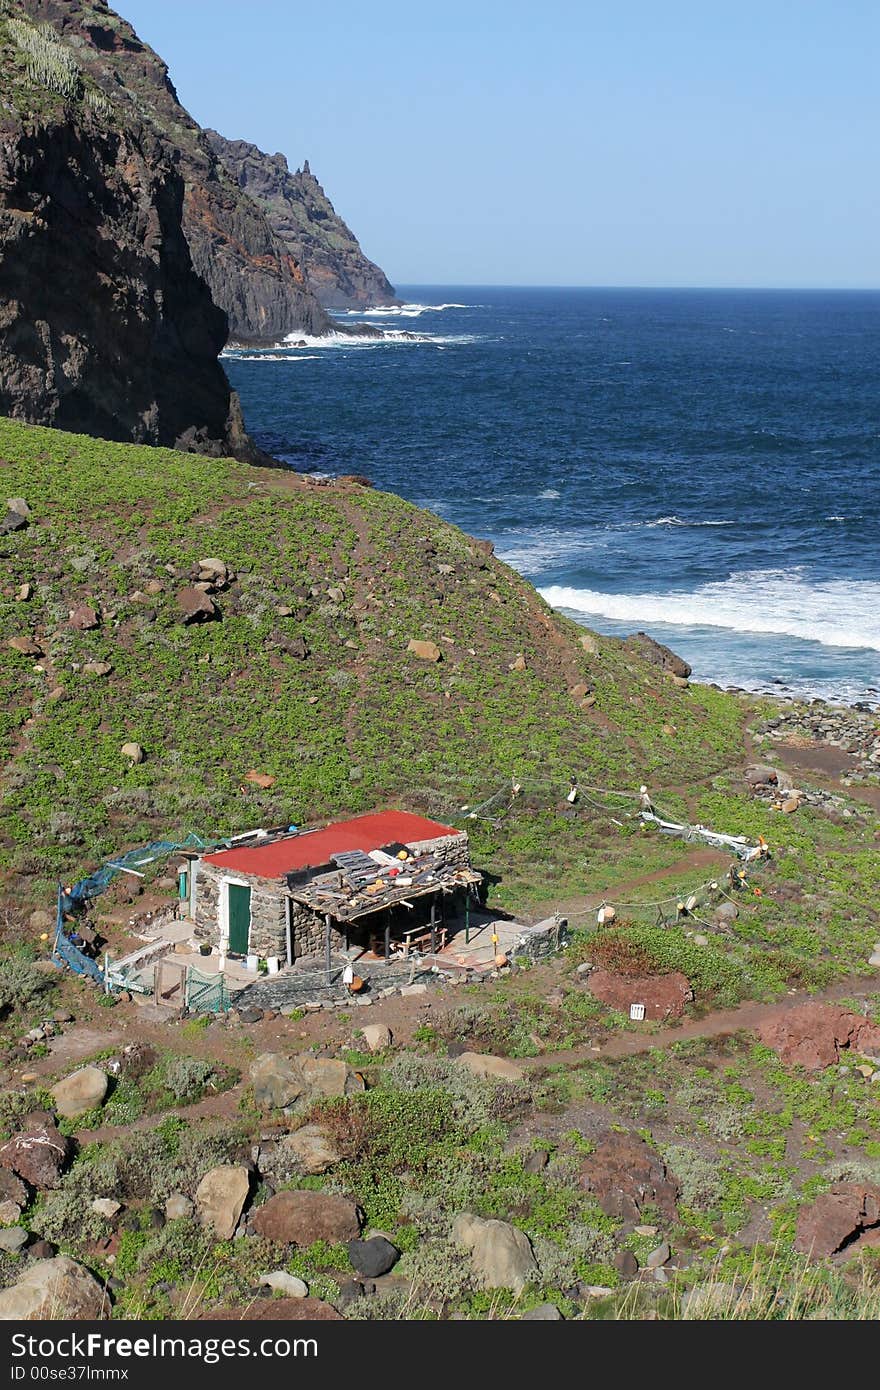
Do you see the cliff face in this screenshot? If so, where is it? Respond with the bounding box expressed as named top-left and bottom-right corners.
top-left (0, 4), bottom-right (250, 453)
top-left (207, 134), bottom-right (399, 311)
top-left (13, 0), bottom-right (335, 343)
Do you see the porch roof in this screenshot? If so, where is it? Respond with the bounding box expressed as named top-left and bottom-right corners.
top-left (287, 863), bottom-right (482, 924)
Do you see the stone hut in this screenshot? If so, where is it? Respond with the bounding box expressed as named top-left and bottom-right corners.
top-left (191, 810), bottom-right (476, 964)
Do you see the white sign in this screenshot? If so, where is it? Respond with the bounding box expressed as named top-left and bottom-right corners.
top-left (629, 1003), bottom-right (646, 1021)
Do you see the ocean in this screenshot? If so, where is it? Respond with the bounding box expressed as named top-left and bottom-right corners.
top-left (223, 287), bottom-right (880, 708)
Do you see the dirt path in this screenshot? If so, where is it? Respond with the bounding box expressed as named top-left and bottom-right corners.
top-left (524, 846), bottom-right (729, 925)
top-left (518, 974), bottom-right (880, 1070)
top-left (73, 1083), bottom-right (249, 1148)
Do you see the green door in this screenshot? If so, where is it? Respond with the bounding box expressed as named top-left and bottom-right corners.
top-left (227, 883), bottom-right (251, 954)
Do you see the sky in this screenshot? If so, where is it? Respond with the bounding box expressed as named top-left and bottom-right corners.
top-left (121, 0), bottom-right (879, 289)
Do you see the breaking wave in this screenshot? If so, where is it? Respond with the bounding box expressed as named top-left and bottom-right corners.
top-left (540, 570), bottom-right (880, 653)
top-left (342, 302), bottom-right (472, 318)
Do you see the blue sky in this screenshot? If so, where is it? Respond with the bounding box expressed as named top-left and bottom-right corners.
top-left (122, 0), bottom-right (878, 289)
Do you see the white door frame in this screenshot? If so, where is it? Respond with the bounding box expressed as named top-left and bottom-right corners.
top-left (220, 876), bottom-right (252, 952)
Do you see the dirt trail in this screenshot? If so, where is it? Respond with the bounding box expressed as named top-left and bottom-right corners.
top-left (518, 974), bottom-right (880, 1070)
top-left (73, 1083), bottom-right (248, 1148)
top-left (525, 846), bottom-right (729, 926)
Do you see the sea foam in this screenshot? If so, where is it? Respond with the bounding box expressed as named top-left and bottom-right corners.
top-left (540, 570), bottom-right (880, 653)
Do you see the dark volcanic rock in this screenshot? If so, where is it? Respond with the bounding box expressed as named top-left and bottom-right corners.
top-left (250, 1191), bottom-right (361, 1246)
top-left (625, 632), bottom-right (692, 679)
top-left (206, 136), bottom-right (398, 311)
top-left (757, 1003), bottom-right (880, 1071)
top-left (580, 1132), bottom-right (679, 1223)
top-left (346, 1236), bottom-right (399, 1279)
top-left (0, 1116), bottom-right (71, 1190)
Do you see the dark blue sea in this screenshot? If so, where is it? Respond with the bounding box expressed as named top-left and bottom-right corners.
top-left (224, 287), bottom-right (880, 707)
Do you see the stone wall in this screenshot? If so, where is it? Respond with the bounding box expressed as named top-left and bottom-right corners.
top-left (407, 830), bottom-right (470, 869)
top-left (193, 861), bottom-right (287, 959)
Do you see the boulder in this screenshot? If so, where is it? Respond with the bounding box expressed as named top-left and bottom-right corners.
top-left (614, 1249), bottom-right (639, 1279)
top-left (198, 559), bottom-right (230, 587)
top-left (68, 605), bottom-right (100, 631)
top-left (0, 1227), bottom-right (28, 1252)
top-left (346, 1236), bottom-right (399, 1279)
top-left (625, 632), bottom-right (691, 679)
top-left (259, 1271), bottom-right (308, 1298)
top-left (587, 969), bottom-right (693, 1021)
top-left (645, 1241), bottom-right (671, 1268)
top-left (521, 1303), bottom-right (562, 1319)
top-left (0, 1256), bottom-right (107, 1320)
top-left (177, 586), bottom-right (218, 623)
top-left (300, 1057), bottom-right (366, 1099)
top-left (0, 1118), bottom-right (70, 1190)
top-left (83, 661), bottom-right (113, 677)
top-left (121, 741), bottom-right (145, 764)
top-left (794, 1184), bottom-right (880, 1258)
top-left (756, 1003), bottom-right (880, 1071)
top-left (456, 1052), bottom-right (525, 1083)
top-left (714, 901), bottom-right (739, 923)
top-left (251, 1191), bottom-right (361, 1246)
top-left (90, 1198), bottom-right (121, 1219)
top-left (580, 1132), bottom-right (679, 1222)
top-left (195, 1166), bottom-right (251, 1239)
top-left (27, 909), bottom-right (53, 933)
top-left (165, 1193), bottom-right (194, 1221)
top-left (260, 1125), bottom-right (341, 1179)
top-left (0, 1199), bottom-right (22, 1225)
top-left (579, 632), bottom-right (598, 654)
top-left (452, 1213), bottom-right (538, 1291)
top-left (361, 1023), bottom-right (392, 1052)
top-left (744, 764), bottom-right (779, 786)
top-left (250, 1053), bottom-right (307, 1109)
top-left (7, 636), bottom-right (42, 656)
top-left (207, 1297), bottom-right (341, 1321)
top-left (508, 653), bottom-right (527, 672)
top-left (51, 1066), bottom-right (109, 1119)
top-left (244, 770), bottom-right (275, 789)
top-left (407, 638), bottom-right (442, 662)
top-left (0, 509), bottom-right (27, 534)
top-left (7, 498), bottom-right (30, 518)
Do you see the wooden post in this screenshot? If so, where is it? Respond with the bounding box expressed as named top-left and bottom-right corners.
top-left (465, 889), bottom-right (470, 944)
top-left (384, 914), bottom-right (391, 964)
top-left (430, 899), bottom-right (437, 955)
top-left (324, 913), bottom-right (332, 982)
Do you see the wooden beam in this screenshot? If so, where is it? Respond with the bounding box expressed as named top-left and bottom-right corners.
top-left (324, 913), bottom-right (332, 982)
top-left (384, 915), bottom-right (391, 964)
top-left (430, 899), bottom-right (436, 954)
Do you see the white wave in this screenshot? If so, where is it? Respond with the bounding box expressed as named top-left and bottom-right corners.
top-left (221, 352), bottom-right (322, 362)
top-left (640, 515), bottom-right (736, 529)
top-left (342, 302), bottom-right (471, 318)
top-left (277, 328), bottom-right (479, 349)
top-left (825, 515), bottom-right (859, 522)
top-left (538, 488), bottom-right (561, 499)
top-left (540, 570), bottom-right (880, 653)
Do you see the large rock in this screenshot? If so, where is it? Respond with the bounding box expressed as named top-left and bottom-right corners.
top-left (177, 586), bottom-right (218, 623)
top-left (207, 1297), bottom-right (342, 1321)
top-left (259, 1125), bottom-right (342, 1180)
top-left (452, 1213), bottom-right (538, 1291)
top-left (7, 636), bottom-right (42, 656)
top-left (195, 1166), bottom-right (251, 1239)
top-left (407, 638), bottom-right (442, 662)
top-left (580, 1132), bottom-right (679, 1222)
top-left (68, 605), bottom-right (100, 631)
top-left (587, 969), bottom-right (693, 1021)
top-left (456, 1053), bottom-right (525, 1083)
top-left (361, 1024), bottom-right (392, 1052)
top-left (259, 1271), bottom-right (308, 1298)
top-left (0, 1117), bottom-right (70, 1190)
top-left (625, 632), bottom-right (691, 679)
top-left (251, 1191), bottom-right (361, 1246)
top-left (300, 1057), bottom-right (366, 1099)
top-left (250, 1053), bottom-right (307, 1110)
top-left (346, 1237), bottom-right (399, 1278)
top-left (0, 1171), bottom-right (29, 1207)
top-left (51, 1066), bottom-right (109, 1119)
top-left (0, 1256), bottom-right (107, 1320)
top-left (794, 1184), bottom-right (880, 1258)
top-left (757, 1003), bottom-right (880, 1071)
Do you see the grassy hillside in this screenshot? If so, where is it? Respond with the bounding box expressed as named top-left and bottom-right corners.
top-left (0, 418), bottom-right (746, 903)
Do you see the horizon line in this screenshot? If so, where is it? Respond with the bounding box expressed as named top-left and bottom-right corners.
top-left (391, 282), bottom-right (880, 293)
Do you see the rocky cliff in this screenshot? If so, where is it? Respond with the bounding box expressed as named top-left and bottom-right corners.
top-left (0, 3), bottom-right (251, 453)
top-left (10, 0), bottom-right (336, 343)
top-left (206, 135), bottom-right (398, 311)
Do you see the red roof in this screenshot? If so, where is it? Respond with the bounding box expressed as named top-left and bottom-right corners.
top-left (202, 810), bottom-right (461, 878)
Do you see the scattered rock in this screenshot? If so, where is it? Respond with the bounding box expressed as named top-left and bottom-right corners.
top-left (757, 1003), bottom-right (880, 1071)
top-left (120, 741), bottom-right (145, 764)
top-left (400, 983), bottom-right (428, 997)
top-left (261, 1125), bottom-right (342, 1179)
top-left (51, 1067), bottom-right (108, 1120)
top-left (90, 1199), bottom-right (121, 1220)
top-left (587, 969), bottom-right (693, 1021)
top-left (508, 653), bottom-right (527, 672)
top-left (207, 1297), bottom-right (341, 1321)
top-left (407, 638), bottom-right (442, 662)
top-left (7, 498), bottom-right (30, 518)
top-left (177, 586), bottom-right (217, 623)
top-left (251, 1191), bottom-right (361, 1246)
top-left (452, 1213), bottom-right (538, 1291)
top-left (28, 909), bottom-right (53, 933)
top-left (614, 1249), bottom-right (639, 1278)
top-left (165, 1193), bottom-right (193, 1221)
top-left (83, 661), bottom-right (113, 677)
top-left (521, 1303), bottom-right (563, 1319)
top-left (715, 901), bottom-right (739, 923)
top-left (794, 1183), bottom-right (880, 1258)
top-left (0, 509), bottom-right (27, 534)
top-left (17, 583), bottom-right (31, 601)
top-left (744, 764), bottom-right (780, 786)
top-left (300, 1057), bottom-right (366, 1099)
top-left (0, 1198), bottom-right (22, 1225)
top-left (197, 559), bottom-right (230, 588)
top-left (195, 1166), bottom-right (251, 1240)
top-left (0, 1118), bottom-right (70, 1190)
top-left (579, 633), bottom-right (598, 654)
top-left (68, 605), bottom-right (100, 631)
top-left (7, 636), bottom-right (42, 656)
top-left (645, 1241), bottom-right (671, 1269)
top-left (0, 1256), bottom-right (108, 1320)
top-left (0, 1227), bottom-right (28, 1252)
top-left (456, 1052), bottom-right (525, 1083)
top-left (580, 1132), bottom-right (679, 1222)
top-left (361, 1023), bottom-right (392, 1052)
top-left (25, 1241), bottom-right (56, 1260)
top-left (244, 770), bottom-right (275, 789)
top-left (259, 1271), bottom-right (308, 1298)
top-left (346, 1236), bottom-right (399, 1278)
top-left (326, 586), bottom-right (345, 605)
